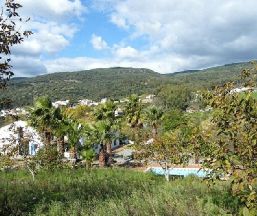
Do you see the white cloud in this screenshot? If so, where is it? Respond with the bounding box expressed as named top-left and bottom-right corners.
top-left (92, 0), bottom-right (257, 72)
top-left (3, 0), bottom-right (86, 76)
top-left (17, 0), bottom-right (86, 20)
top-left (43, 52), bottom-right (212, 74)
top-left (115, 46), bottom-right (139, 59)
top-left (6, 0), bottom-right (257, 76)
top-left (110, 14), bottom-right (128, 29)
top-left (91, 34), bottom-right (108, 50)
top-left (11, 55), bottom-right (47, 77)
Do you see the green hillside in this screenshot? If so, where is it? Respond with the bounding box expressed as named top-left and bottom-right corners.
top-left (0, 61), bottom-right (253, 107)
top-left (166, 61), bottom-right (252, 87)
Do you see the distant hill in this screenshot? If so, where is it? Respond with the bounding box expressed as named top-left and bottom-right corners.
top-left (164, 61), bottom-right (253, 87)
top-left (1, 61), bottom-right (254, 107)
top-left (2, 68), bottom-right (167, 107)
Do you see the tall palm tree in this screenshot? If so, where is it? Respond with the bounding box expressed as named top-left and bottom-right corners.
top-left (144, 106), bottom-right (164, 138)
top-left (52, 117), bottom-right (69, 157)
top-left (93, 100), bottom-right (119, 166)
top-left (29, 96), bottom-right (56, 146)
top-left (66, 120), bottom-right (83, 160)
top-left (124, 94), bottom-right (143, 128)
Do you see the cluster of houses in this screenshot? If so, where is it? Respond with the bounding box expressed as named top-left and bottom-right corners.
top-left (0, 107), bottom-right (28, 118)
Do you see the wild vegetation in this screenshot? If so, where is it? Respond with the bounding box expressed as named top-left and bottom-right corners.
top-left (0, 169), bottom-right (240, 216)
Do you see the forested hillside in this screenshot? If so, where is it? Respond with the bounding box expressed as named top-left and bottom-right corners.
top-left (0, 61), bottom-right (253, 107)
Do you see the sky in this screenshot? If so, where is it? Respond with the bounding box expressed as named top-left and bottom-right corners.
top-left (4, 0), bottom-right (257, 76)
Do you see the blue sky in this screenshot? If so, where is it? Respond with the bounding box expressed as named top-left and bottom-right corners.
top-left (6, 0), bottom-right (257, 76)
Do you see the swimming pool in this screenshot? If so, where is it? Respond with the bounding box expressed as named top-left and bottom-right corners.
top-left (148, 167), bottom-right (210, 178)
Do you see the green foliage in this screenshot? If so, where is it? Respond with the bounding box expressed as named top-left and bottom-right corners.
top-left (34, 146), bottom-right (62, 170)
top-left (64, 105), bottom-right (93, 123)
top-left (136, 130), bottom-right (190, 168)
top-left (162, 109), bottom-right (186, 132)
top-left (124, 94), bottom-right (143, 128)
top-left (156, 84), bottom-right (193, 110)
top-left (81, 148), bottom-right (95, 169)
top-left (194, 67), bottom-right (257, 211)
top-left (28, 96), bottom-right (54, 133)
top-left (0, 0), bottom-right (32, 89)
top-left (0, 155), bottom-right (15, 171)
top-left (0, 169), bottom-right (240, 215)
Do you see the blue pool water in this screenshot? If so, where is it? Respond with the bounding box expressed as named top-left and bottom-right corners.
top-left (149, 167), bottom-right (210, 178)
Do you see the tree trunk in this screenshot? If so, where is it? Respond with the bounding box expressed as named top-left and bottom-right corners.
top-left (164, 163), bottom-right (170, 182)
top-left (106, 141), bottom-right (113, 166)
top-left (44, 131), bottom-right (51, 146)
top-left (99, 148), bottom-right (106, 167)
top-left (57, 136), bottom-right (65, 157)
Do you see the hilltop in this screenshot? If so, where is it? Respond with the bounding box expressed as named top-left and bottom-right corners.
top-left (0, 61), bottom-right (254, 107)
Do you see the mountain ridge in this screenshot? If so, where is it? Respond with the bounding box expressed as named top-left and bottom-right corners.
top-left (1, 61), bottom-right (254, 108)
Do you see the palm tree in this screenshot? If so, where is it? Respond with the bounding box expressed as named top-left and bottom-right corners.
top-left (52, 117), bottom-right (69, 157)
top-left (66, 120), bottom-right (83, 160)
top-left (93, 100), bottom-right (119, 166)
top-left (144, 106), bottom-right (164, 138)
top-left (124, 94), bottom-right (143, 128)
top-left (29, 96), bottom-right (56, 146)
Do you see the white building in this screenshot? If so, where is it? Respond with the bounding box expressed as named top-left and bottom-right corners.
top-left (78, 99), bottom-right (99, 106)
top-left (92, 139), bottom-right (121, 154)
top-left (52, 100), bottom-right (70, 108)
top-left (141, 94), bottom-right (155, 103)
top-left (0, 121), bottom-right (44, 155)
top-left (100, 98), bottom-right (108, 104)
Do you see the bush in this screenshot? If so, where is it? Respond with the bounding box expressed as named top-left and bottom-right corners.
top-left (34, 146), bottom-right (62, 170)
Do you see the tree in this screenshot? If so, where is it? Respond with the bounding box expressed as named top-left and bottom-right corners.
top-left (66, 120), bottom-right (83, 160)
top-left (52, 115), bottom-right (69, 157)
top-left (81, 148), bottom-right (95, 169)
top-left (0, 0), bottom-right (32, 89)
top-left (143, 105), bottom-right (163, 138)
top-left (195, 67), bottom-right (257, 213)
top-left (156, 84), bottom-right (193, 111)
top-left (93, 100), bottom-right (120, 166)
top-left (136, 130), bottom-right (190, 181)
top-left (29, 96), bottom-right (57, 146)
top-left (124, 94), bottom-right (143, 128)
top-left (162, 109), bottom-right (186, 132)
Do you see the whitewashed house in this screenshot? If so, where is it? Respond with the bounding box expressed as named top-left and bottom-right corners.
top-left (0, 121), bottom-right (43, 156)
top-left (52, 100), bottom-right (70, 108)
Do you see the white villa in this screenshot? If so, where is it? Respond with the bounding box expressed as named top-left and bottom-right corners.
top-left (0, 121), bottom-right (43, 156)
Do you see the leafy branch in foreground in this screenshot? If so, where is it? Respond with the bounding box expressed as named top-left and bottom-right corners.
top-left (0, 0), bottom-right (32, 89)
top-left (196, 64), bottom-right (257, 213)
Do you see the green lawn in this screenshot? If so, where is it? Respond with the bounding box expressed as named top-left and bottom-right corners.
top-left (0, 168), bottom-right (240, 216)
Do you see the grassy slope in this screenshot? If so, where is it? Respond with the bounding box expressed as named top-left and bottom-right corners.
top-left (0, 168), bottom-right (240, 216)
